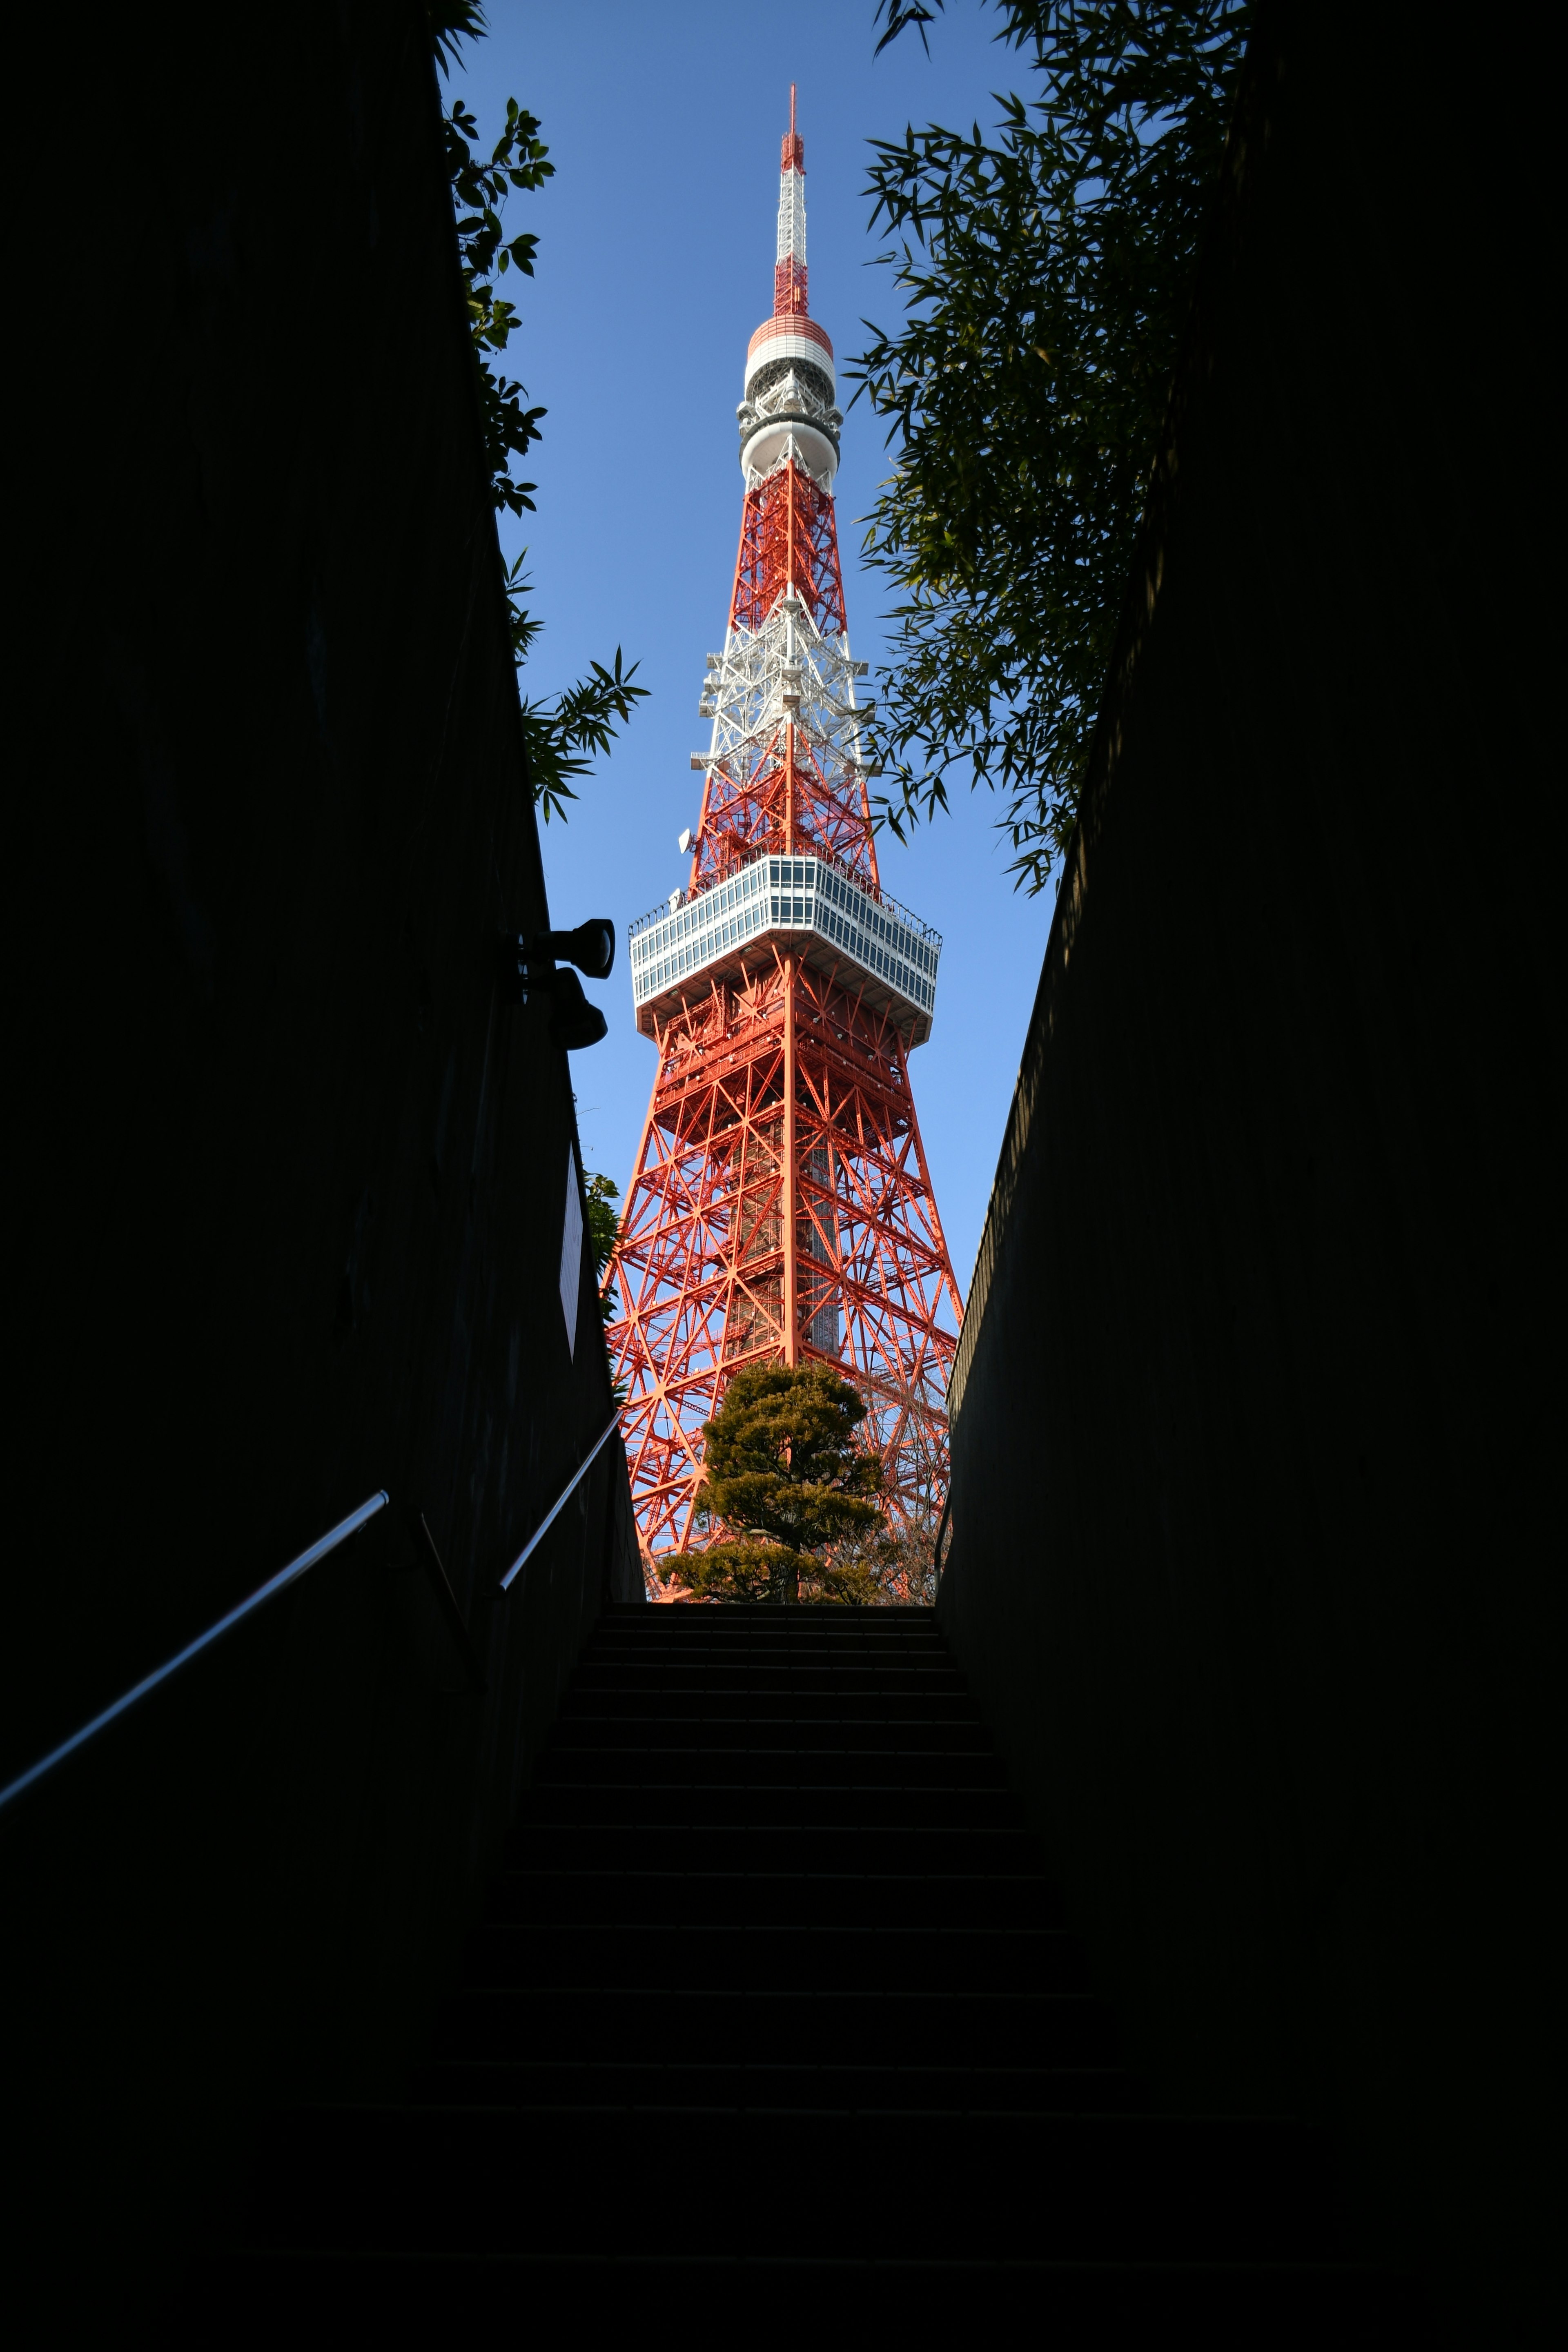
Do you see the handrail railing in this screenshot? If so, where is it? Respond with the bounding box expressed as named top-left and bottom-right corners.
top-left (499, 1411), bottom-right (621, 1591)
top-left (0, 1490), bottom-right (390, 1814)
top-left (409, 1508), bottom-right (487, 1693)
top-left (934, 1489), bottom-right (955, 1584)
top-left (0, 1409), bottom-right (626, 1814)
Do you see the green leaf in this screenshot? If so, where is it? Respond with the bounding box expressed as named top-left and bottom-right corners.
top-left (442, 45), bottom-right (646, 817)
top-left (850, 0), bottom-right (1250, 893)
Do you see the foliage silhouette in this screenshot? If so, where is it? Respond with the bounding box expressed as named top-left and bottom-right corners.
top-left (584, 1172), bottom-right (621, 1330)
top-left (856, 0), bottom-right (1250, 890)
top-left (428, 4), bottom-right (647, 824)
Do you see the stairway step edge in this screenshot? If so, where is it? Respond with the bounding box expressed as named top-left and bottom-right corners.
top-left (214, 2252), bottom-right (1404, 2278)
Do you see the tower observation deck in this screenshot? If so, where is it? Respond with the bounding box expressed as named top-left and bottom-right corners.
top-left (605, 94), bottom-right (962, 1591)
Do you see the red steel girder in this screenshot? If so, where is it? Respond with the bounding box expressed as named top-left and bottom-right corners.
top-left (731, 457), bottom-right (846, 639)
top-left (608, 456), bottom-right (958, 1592)
top-left (608, 954), bottom-right (960, 1576)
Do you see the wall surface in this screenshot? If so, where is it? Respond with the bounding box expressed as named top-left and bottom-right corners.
top-left (939, 7), bottom-right (1559, 2333)
top-left (2, 0), bottom-right (639, 2304)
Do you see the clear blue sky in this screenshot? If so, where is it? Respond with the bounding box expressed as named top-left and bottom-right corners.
top-left (450, 1), bottom-right (1056, 1293)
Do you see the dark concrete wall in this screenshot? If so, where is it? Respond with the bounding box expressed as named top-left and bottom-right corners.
top-left (938, 7), bottom-right (1559, 2331)
top-left (2, 0), bottom-right (639, 2300)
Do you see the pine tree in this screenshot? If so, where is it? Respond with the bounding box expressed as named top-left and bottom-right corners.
top-left (671, 1365), bottom-right (884, 1604)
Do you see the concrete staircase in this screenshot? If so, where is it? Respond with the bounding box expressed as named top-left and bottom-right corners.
top-left (211, 1604), bottom-right (1419, 2335)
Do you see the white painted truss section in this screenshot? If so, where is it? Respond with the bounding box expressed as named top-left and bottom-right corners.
top-left (777, 161), bottom-right (807, 265)
top-left (700, 577), bottom-right (867, 806)
top-left (624, 583), bottom-right (943, 1045)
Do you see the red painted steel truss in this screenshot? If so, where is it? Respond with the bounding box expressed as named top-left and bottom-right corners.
top-left (606, 951), bottom-right (961, 1577)
top-left (774, 254), bottom-right (808, 315)
top-left (606, 454), bottom-right (960, 1594)
top-left (695, 714), bottom-right (874, 892)
top-left (732, 458), bottom-right (845, 638)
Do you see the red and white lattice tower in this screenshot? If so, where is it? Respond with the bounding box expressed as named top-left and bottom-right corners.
top-left (606, 93), bottom-right (962, 1592)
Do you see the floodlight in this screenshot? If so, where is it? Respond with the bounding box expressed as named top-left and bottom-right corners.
top-left (524, 918), bottom-right (615, 980)
top-left (548, 968), bottom-right (608, 1052)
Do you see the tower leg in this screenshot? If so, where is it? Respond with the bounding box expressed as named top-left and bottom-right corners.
top-left (782, 953), bottom-right (798, 1368)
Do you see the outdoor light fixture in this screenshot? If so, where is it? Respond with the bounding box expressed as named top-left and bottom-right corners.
top-left (546, 968), bottom-right (608, 1051)
top-left (497, 915), bottom-right (614, 1049)
top-left (526, 918), bottom-right (615, 980)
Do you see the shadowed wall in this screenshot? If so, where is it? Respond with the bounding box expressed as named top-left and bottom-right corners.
top-left (939, 7), bottom-right (1559, 2333)
top-left (2, 0), bottom-right (639, 2301)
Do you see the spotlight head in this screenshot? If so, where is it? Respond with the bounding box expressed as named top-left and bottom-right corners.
top-left (548, 967), bottom-right (608, 1051)
top-left (525, 918), bottom-right (615, 980)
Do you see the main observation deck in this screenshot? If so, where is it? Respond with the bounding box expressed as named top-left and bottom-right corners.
top-left (629, 849), bottom-right (941, 1047)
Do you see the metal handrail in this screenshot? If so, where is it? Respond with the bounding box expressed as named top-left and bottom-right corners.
top-left (499, 1411), bottom-right (621, 1592)
top-left (410, 1508), bottom-right (486, 1693)
top-left (0, 1408), bottom-right (627, 1812)
top-left (0, 1490), bottom-right (390, 1814)
top-left (934, 1489), bottom-right (955, 1583)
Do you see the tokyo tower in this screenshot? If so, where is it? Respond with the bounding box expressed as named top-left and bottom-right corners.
top-left (605, 93), bottom-right (962, 1590)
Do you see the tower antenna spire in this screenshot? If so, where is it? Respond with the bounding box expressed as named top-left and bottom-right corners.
top-left (605, 111), bottom-right (962, 1599)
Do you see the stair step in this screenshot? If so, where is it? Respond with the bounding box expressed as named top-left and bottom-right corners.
top-left (429, 1987), bottom-right (1123, 2068)
top-left (593, 1605), bottom-right (938, 1630)
top-left (483, 1867), bottom-right (1067, 1929)
top-left (537, 1744), bottom-right (1007, 1786)
top-left (241, 2105), bottom-right (1348, 2263)
top-left (562, 1688), bottom-right (980, 1724)
top-left (518, 1782), bottom-right (1021, 1829)
top-left (408, 2057), bottom-right (1147, 2112)
top-left (574, 1666), bottom-right (969, 1694)
top-left (461, 1920), bottom-right (1084, 1993)
top-left (212, 1602), bottom-right (1393, 2319)
top-left (549, 1711), bottom-right (987, 1750)
top-left (503, 1822), bottom-right (1048, 1875)
top-left (582, 1643), bottom-right (958, 1663)
top-left (196, 2250), bottom-right (1426, 2341)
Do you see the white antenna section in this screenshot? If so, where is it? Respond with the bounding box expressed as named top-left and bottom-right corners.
top-left (777, 163), bottom-right (806, 265)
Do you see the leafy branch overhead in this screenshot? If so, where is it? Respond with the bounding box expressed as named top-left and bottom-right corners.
top-left (428, 4), bottom-right (646, 820)
top-left (583, 1172), bottom-right (621, 1329)
top-left (856, 0), bottom-right (1250, 891)
top-left (444, 91), bottom-right (550, 520)
top-left (510, 555), bottom-right (647, 827)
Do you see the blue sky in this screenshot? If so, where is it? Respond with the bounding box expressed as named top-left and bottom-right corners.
top-left (449, 1), bottom-right (1056, 1292)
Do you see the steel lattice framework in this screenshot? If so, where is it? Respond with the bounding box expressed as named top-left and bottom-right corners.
top-left (606, 94), bottom-right (962, 1594)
